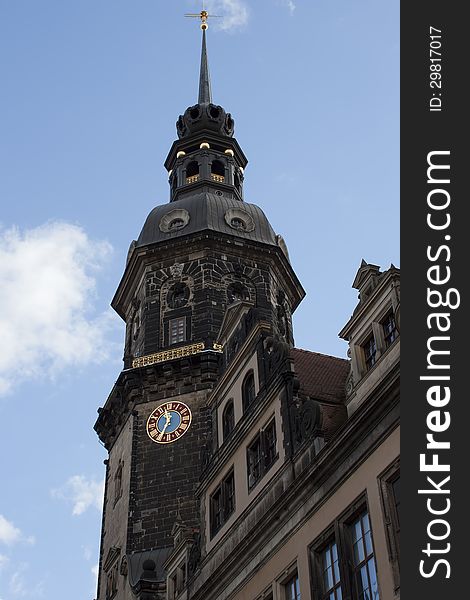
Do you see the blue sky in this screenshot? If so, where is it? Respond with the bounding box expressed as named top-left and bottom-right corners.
top-left (0, 1), bottom-right (399, 598)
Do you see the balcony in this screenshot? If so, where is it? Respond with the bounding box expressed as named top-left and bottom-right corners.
top-left (211, 173), bottom-right (225, 183)
top-left (186, 174), bottom-right (200, 184)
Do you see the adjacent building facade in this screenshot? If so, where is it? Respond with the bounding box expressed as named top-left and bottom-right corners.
top-left (94, 25), bottom-right (400, 600)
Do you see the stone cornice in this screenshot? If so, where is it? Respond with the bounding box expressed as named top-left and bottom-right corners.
top-left (112, 231), bottom-right (305, 320)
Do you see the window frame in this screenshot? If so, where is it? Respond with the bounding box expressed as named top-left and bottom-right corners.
top-left (222, 399), bottom-right (235, 442)
top-left (105, 559), bottom-right (119, 600)
top-left (246, 417), bottom-right (278, 492)
top-left (362, 333), bottom-right (377, 371)
top-left (381, 310), bottom-right (399, 349)
top-left (309, 496), bottom-right (381, 600)
top-left (276, 564), bottom-right (301, 600)
top-left (378, 460), bottom-right (400, 592)
top-left (168, 560), bottom-right (187, 599)
top-left (168, 316), bottom-right (187, 346)
top-left (317, 539), bottom-right (343, 600)
top-left (348, 510), bottom-right (380, 600)
top-left (242, 370), bottom-right (256, 412)
top-left (209, 468), bottom-right (236, 538)
top-left (113, 460), bottom-right (123, 507)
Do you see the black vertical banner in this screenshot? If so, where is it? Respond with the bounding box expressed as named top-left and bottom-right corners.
top-left (401, 2), bottom-right (467, 598)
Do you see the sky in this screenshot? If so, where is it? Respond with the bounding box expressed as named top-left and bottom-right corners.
top-left (0, 1), bottom-right (399, 599)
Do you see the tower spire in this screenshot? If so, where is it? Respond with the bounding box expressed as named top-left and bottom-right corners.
top-left (198, 27), bottom-right (212, 104)
top-left (185, 8), bottom-right (221, 104)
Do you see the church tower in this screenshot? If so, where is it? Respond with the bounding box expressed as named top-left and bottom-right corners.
top-left (94, 20), bottom-right (305, 600)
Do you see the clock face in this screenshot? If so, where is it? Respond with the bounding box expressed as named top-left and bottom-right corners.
top-left (146, 401), bottom-right (192, 444)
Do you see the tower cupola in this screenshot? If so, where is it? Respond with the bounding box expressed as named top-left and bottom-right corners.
top-left (165, 28), bottom-right (247, 203)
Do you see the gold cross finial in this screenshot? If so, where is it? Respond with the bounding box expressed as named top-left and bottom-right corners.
top-left (185, 6), bottom-right (221, 30)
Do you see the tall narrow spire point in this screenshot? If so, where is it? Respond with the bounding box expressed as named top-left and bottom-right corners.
top-left (198, 28), bottom-right (212, 104)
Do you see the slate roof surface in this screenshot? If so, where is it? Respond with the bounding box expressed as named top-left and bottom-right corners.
top-left (137, 193), bottom-right (277, 248)
top-left (291, 347), bottom-right (350, 404)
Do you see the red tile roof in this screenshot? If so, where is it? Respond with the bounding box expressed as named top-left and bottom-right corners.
top-left (291, 347), bottom-right (350, 404)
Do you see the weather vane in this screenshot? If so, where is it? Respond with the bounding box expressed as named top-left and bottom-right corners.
top-left (185, 3), bottom-right (222, 30)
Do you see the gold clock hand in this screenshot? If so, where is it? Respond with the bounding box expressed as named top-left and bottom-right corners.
top-left (158, 410), bottom-right (172, 438)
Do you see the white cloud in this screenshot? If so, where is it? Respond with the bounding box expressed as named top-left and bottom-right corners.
top-left (7, 563), bottom-right (45, 598)
top-left (0, 516), bottom-right (35, 551)
top-left (92, 563), bottom-right (99, 584)
top-left (0, 515), bottom-right (21, 546)
top-left (0, 222), bottom-right (117, 395)
top-left (51, 475), bottom-right (104, 516)
top-left (9, 569), bottom-right (27, 596)
top-left (280, 0), bottom-right (296, 15)
top-left (204, 0), bottom-right (250, 31)
top-left (0, 553), bottom-right (9, 570)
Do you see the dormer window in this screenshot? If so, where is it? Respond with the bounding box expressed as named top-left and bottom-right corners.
top-left (363, 334), bottom-right (377, 371)
top-left (211, 159), bottom-right (225, 183)
top-left (186, 161), bottom-right (199, 184)
top-left (382, 311), bottom-right (398, 347)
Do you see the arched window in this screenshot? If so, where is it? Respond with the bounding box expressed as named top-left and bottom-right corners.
top-left (211, 160), bottom-right (225, 182)
top-left (222, 400), bottom-right (235, 442)
top-left (242, 371), bottom-right (256, 412)
top-left (186, 161), bottom-right (199, 183)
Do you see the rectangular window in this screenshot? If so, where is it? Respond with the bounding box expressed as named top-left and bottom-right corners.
top-left (210, 469), bottom-right (235, 538)
top-left (392, 477), bottom-right (400, 528)
top-left (320, 541), bottom-right (342, 600)
top-left (169, 561), bottom-right (187, 598)
top-left (350, 511), bottom-right (380, 600)
top-left (224, 470), bottom-right (235, 516)
top-left (382, 312), bottom-right (398, 348)
top-left (169, 572), bottom-right (178, 600)
top-left (169, 317), bottom-right (186, 345)
top-left (113, 460), bottom-right (123, 506)
top-left (363, 335), bottom-right (377, 371)
top-left (310, 501), bottom-right (380, 600)
top-left (285, 573), bottom-right (301, 600)
top-left (210, 487), bottom-right (223, 535)
top-left (264, 419), bottom-right (277, 469)
top-left (247, 418), bottom-right (278, 491)
top-left (379, 462), bottom-right (400, 591)
top-left (105, 560), bottom-right (118, 600)
top-left (247, 434), bottom-right (262, 489)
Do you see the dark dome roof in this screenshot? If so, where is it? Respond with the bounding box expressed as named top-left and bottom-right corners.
top-left (136, 193), bottom-right (277, 249)
top-left (176, 102), bottom-right (234, 139)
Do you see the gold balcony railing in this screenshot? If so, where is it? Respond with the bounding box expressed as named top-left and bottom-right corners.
top-left (211, 173), bottom-right (225, 183)
top-left (186, 174), bottom-right (200, 184)
top-left (131, 342), bottom-right (223, 369)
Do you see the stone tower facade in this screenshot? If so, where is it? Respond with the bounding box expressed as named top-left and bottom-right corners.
top-left (94, 28), bottom-right (304, 600)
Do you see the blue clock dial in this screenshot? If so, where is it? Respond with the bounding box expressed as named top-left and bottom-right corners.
top-left (157, 411), bottom-right (181, 433)
top-left (146, 401), bottom-right (192, 444)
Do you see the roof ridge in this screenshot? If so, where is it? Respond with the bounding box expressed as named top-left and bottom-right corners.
top-left (292, 347), bottom-right (349, 363)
